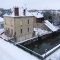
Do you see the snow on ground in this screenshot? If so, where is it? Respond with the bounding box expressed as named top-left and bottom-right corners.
top-left (0, 28), bottom-right (13, 41)
top-left (0, 28), bottom-right (4, 34)
top-left (34, 28), bottom-right (51, 36)
top-left (0, 17), bottom-right (4, 22)
top-left (46, 49), bottom-right (60, 60)
top-left (44, 20), bottom-right (58, 32)
top-left (0, 38), bottom-right (39, 60)
top-left (1, 33), bottom-right (11, 40)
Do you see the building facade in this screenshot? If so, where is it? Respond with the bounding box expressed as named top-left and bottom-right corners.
top-left (4, 15), bottom-right (36, 42)
top-left (4, 7), bottom-right (51, 42)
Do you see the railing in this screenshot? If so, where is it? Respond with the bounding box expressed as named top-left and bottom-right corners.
top-left (16, 44), bottom-right (44, 60)
top-left (42, 44), bottom-right (60, 58)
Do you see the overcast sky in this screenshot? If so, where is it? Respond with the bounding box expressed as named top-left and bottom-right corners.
top-left (0, 0), bottom-right (60, 10)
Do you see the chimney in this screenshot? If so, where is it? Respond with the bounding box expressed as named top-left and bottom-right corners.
top-left (23, 9), bottom-right (26, 16)
top-left (14, 7), bottom-right (19, 16)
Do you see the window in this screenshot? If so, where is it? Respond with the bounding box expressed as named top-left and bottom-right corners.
top-left (20, 20), bottom-right (23, 25)
top-left (21, 29), bottom-right (22, 33)
top-left (28, 20), bottom-right (29, 24)
top-left (27, 28), bottom-right (29, 32)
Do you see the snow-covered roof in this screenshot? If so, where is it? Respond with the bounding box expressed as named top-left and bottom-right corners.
top-left (4, 8), bottom-right (43, 18)
top-left (44, 20), bottom-right (58, 32)
top-left (34, 28), bottom-right (51, 36)
top-left (28, 12), bottom-right (43, 18)
top-left (0, 17), bottom-right (4, 22)
top-left (0, 38), bottom-right (39, 60)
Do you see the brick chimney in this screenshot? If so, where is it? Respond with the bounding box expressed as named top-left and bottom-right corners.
top-left (14, 7), bottom-right (19, 16)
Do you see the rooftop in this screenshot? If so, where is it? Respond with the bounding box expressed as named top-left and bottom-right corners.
top-left (4, 8), bottom-right (43, 18)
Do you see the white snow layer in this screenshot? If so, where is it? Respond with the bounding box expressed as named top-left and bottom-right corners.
top-left (0, 38), bottom-right (39, 60)
top-left (0, 17), bottom-right (4, 22)
top-left (0, 29), bottom-right (9, 40)
top-left (44, 20), bottom-right (58, 32)
top-left (4, 8), bottom-right (43, 18)
top-left (34, 28), bottom-right (51, 36)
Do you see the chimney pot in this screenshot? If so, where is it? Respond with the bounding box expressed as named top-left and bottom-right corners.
top-left (14, 7), bottom-right (19, 16)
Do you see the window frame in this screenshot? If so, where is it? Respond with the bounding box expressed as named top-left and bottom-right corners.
top-left (21, 29), bottom-right (22, 33)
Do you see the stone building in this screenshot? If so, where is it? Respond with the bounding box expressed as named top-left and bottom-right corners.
top-left (4, 7), bottom-right (51, 42)
top-left (4, 7), bottom-right (36, 42)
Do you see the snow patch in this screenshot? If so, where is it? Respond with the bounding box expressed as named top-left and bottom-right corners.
top-left (44, 20), bottom-right (58, 32)
top-left (4, 8), bottom-right (43, 18)
top-left (34, 28), bottom-right (51, 36)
